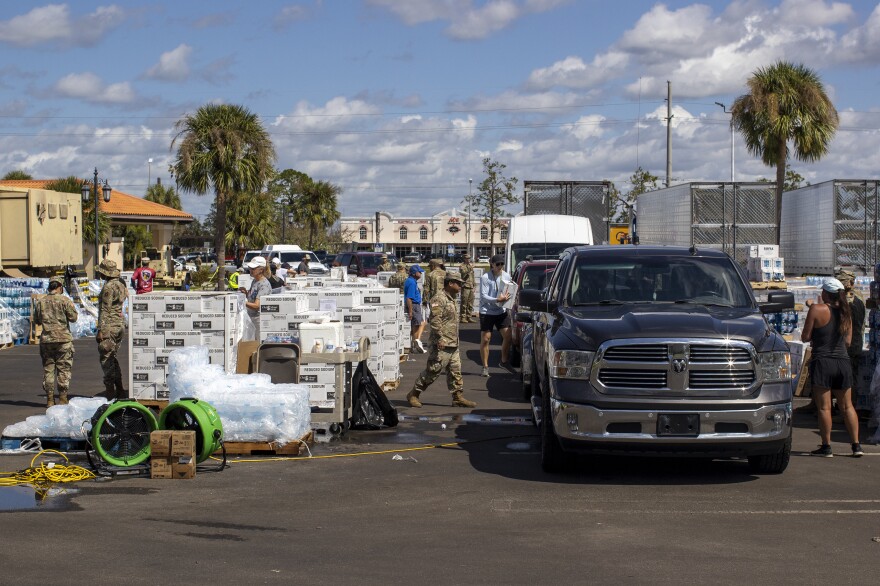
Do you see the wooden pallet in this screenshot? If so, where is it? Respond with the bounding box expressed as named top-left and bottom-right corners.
top-left (137, 399), bottom-right (170, 412)
top-left (216, 431), bottom-right (314, 457)
top-left (767, 281), bottom-right (787, 290)
top-left (750, 281), bottom-right (768, 290)
top-left (382, 378), bottom-right (401, 392)
top-left (1, 436), bottom-right (87, 452)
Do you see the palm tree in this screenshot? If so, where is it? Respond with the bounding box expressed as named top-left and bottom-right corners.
top-left (171, 103), bottom-right (276, 289)
top-left (145, 178), bottom-right (182, 210)
top-left (730, 61), bottom-right (838, 244)
top-left (293, 180), bottom-right (342, 249)
top-left (224, 190), bottom-right (277, 255)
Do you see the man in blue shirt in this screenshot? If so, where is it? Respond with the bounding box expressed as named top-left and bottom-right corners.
top-left (405, 264), bottom-right (427, 353)
top-left (479, 254), bottom-right (512, 376)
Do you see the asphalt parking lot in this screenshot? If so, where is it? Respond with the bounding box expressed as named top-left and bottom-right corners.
top-left (1, 324), bottom-right (879, 585)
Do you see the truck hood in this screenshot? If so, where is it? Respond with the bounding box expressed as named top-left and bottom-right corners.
top-left (559, 303), bottom-right (777, 352)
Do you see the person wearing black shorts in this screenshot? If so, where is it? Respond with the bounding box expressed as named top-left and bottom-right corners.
top-left (802, 278), bottom-right (863, 458)
top-left (478, 254), bottom-right (513, 377)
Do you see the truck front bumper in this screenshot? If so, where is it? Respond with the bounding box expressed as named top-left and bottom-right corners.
top-left (550, 399), bottom-right (792, 457)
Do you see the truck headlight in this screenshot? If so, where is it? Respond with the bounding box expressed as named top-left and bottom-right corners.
top-left (759, 351), bottom-right (791, 382)
top-left (549, 350), bottom-right (595, 380)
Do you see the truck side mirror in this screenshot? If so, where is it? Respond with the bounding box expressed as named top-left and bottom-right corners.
top-left (519, 288), bottom-right (556, 313)
top-left (759, 291), bottom-right (795, 314)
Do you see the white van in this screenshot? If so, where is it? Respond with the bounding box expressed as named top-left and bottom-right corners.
top-left (261, 244), bottom-right (328, 275)
top-left (505, 214), bottom-right (593, 268)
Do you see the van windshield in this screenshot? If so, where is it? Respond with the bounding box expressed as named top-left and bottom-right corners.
top-left (276, 251), bottom-right (321, 265)
top-left (510, 243), bottom-right (574, 267)
top-left (568, 256), bottom-right (753, 308)
top-left (243, 251), bottom-right (261, 264)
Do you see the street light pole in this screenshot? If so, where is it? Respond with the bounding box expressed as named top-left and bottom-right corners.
top-left (467, 178), bottom-right (472, 258)
top-left (148, 158), bottom-right (153, 188)
top-left (81, 168), bottom-right (112, 278)
top-left (715, 102), bottom-right (734, 182)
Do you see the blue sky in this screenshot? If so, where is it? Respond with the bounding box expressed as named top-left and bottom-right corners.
top-left (1, 0), bottom-right (879, 221)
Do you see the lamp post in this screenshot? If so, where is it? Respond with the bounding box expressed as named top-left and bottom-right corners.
top-left (81, 168), bottom-right (112, 278)
top-left (715, 102), bottom-right (734, 182)
top-left (281, 206), bottom-right (294, 242)
top-left (467, 178), bottom-right (472, 258)
top-left (148, 158), bottom-right (153, 188)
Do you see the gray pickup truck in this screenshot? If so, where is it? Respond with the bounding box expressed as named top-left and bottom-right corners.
top-left (519, 245), bottom-right (795, 474)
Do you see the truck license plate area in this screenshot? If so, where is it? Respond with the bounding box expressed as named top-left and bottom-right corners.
top-left (657, 414), bottom-right (700, 436)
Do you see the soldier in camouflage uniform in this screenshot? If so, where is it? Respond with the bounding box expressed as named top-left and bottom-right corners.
top-left (96, 259), bottom-right (128, 398)
top-left (34, 279), bottom-right (79, 407)
top-left (406, 275), bottom-right (477, 408)
top-left (423, 259), bottom-right (446, 310)
top-left (459, 253), bottom-right (475, 323)
top-left (388, 263), bottom-right (407, 292)
top-left (377, 254), bottom-right (393, 273)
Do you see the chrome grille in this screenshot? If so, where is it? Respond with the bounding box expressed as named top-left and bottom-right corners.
top-left (603, 344), bottom-right (667, 362)
top-left (593, 338), bottom-right (757, 397)
top-left (598, 369), bottom-right (667, 389)
top-left (689, 370), bottom-right (755, 389)
top-left (689, 345), bottom-right (751, 363)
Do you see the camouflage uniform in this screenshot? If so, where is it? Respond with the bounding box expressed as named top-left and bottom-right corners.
top-left (407, 283), bottom-right (476, 408)
top-left (377, 259), bottom-right (393, 272)
top-left (96, 261), bottom-right (128, 397)
top-left (424, 264), bottom-right (446, 307)
top-left (34, 290), bottom-right (78, 406)
top-left (459, 260), bottom-right (475, 322)
top-left (388, 266), bottom-right (407, 292)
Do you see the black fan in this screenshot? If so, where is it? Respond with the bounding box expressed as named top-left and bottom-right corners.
top-left (90, 401), bottom-right (158, 467)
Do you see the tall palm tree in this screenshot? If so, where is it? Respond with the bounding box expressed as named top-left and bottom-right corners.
top-left (171, 103), bottom-right (276, 289)
top-left (224, 190), bottom-right (277, 256)
top-left (730, 61), bottom-right (838, 244)
top-left (145, 178), bottom-right (182, 210)
top-left (293, 180), bottom-right (341, 249)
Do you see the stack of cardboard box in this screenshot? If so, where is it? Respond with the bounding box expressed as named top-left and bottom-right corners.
top-left (747, 244), bottom-right (785, 283)
top-left (150, 430), bottom-right (196, 479)
top-left (129, 292), bottom-right (244, 400)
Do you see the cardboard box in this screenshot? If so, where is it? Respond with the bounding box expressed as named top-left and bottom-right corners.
top-left (260, 293), bottom-right (309, 315)
top-left (236, 340), bottom-right (260, 374)
top-left (129, 382), bottom-right (168, 400)
top-left (360, 289), bottom-right (400, 306)
top-left (132, 365), bottom-right (166, 384)
top-left (171, 430), bottom-right (196, 457)
top-left (307, 382), bottom-right (337, 406)
top-left (150, 457), bottom-right (173, 479)
top-left (150, 430), bottom-right (174, 457)
top-left (164, 330), bottom-right (203, 349)
top-left (340, 305), bottom-right (384, 324)
top-left (299, 364), bottom-right (337, 384)
top-left (749, 244), bottom-right (779, 259)
top-left (131, 331), bottom-right (165, 349)
top-left (172, 456), bottom-right (195, 479)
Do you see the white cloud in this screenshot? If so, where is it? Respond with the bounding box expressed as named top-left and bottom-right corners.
top-left (54, 72), bottom-right (136, 104)
top-left (777, 0), bottom-right (854, 27)
top-left (526, 53), bottom-right (629, 90)
top-left (0, 4), bottom-right (125, 48)
top-left (839, 4), bottom-right (880, 63)
top-left (274, 4), bottom-right (314, 29)
top-left (563, 114), bottom-right (606, 141)
top-left (368, 0), bottom-right (569, 40)
top-left (144, 44), bottom-right (192, 81)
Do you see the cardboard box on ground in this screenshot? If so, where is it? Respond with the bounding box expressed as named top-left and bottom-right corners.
top-left (150, 430), bottom-right (195, 480)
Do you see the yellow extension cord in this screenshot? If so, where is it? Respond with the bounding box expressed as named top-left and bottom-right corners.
top-left (0, 449), bottom-right (96, 493)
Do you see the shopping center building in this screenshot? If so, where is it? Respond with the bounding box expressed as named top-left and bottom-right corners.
top-left (339, 208), bottom-right (509, 259)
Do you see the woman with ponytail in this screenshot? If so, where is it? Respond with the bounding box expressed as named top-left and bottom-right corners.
top-left (801, 278), bottom-right (862, 458)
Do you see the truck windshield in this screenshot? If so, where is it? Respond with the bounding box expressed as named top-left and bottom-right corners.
top-left (510, 243), bottom-right (573, 267)
top-left (568, 256), bottom-right (753, 307)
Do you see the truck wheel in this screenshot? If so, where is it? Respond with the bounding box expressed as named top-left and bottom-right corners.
top-left (510, 345), bottom-right (521, 368)
top-left (540, 377), bottom-right (569, 473)
top-left (747, 432), bottom-right (792, 474)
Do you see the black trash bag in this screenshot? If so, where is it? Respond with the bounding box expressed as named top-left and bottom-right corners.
top-left (350, 362), bottom-right (399, 430)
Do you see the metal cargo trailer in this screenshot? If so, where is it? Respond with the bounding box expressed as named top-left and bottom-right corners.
top-left (636, 182), bottom-right (777, 265)
top-left (781, 180), bottom-right (880, 275)
top-left (522, 181), bottom-right (611, 243)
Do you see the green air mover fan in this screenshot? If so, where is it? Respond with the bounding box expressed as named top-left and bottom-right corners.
top-left (158, 398), bottom-right (224, 464)
top-left (90, 400), bottom-right (158, 467)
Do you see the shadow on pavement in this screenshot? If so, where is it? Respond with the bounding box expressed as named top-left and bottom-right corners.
top-left (453, 409), bottom-right (760, 486)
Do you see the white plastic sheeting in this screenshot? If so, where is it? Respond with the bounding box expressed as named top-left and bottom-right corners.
top-left (166, 346), bottom-right (311, 445)
top-left (2, 397), bottom-right (108, 439)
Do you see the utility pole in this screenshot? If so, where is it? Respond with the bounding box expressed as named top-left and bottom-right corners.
top-left (715, 102), bottom-right (735, 182)
top-left (374, 211), bottom-right (381, 252)
top-left (467, 178), bottom-right (472, 258)
top-left (665, 81), bottom-right (672, 188)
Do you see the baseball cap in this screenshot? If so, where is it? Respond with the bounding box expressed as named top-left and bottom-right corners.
top-left (271, 257), bottom-right (281, 266)
top-left (409, 265), bottom-right (424, 275)
top-left (490, 254), bottom-right (505, 265)
top-left (835, 269), bottom-right (855, 285)
top-left (247, 256), bottom-right (267, 269)
top-left (820, 277), bottom-right (845, 293)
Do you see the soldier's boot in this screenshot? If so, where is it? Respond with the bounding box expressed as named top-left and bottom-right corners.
top-left (103, 384), bottom-right (116, 399)
top-left (406, 390), bottom-right (423, 408)
top-left (46, 393), bottom-right (55, 408)
top-left (451, 391), bottom-right (476, 408)
top-left (114, 378), bottom-right (128, 400)
top-left (58, 390), bottom-right (69, 405)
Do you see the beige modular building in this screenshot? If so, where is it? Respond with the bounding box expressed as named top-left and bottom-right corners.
top-left (340, 208), bottom-right (509, 260)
